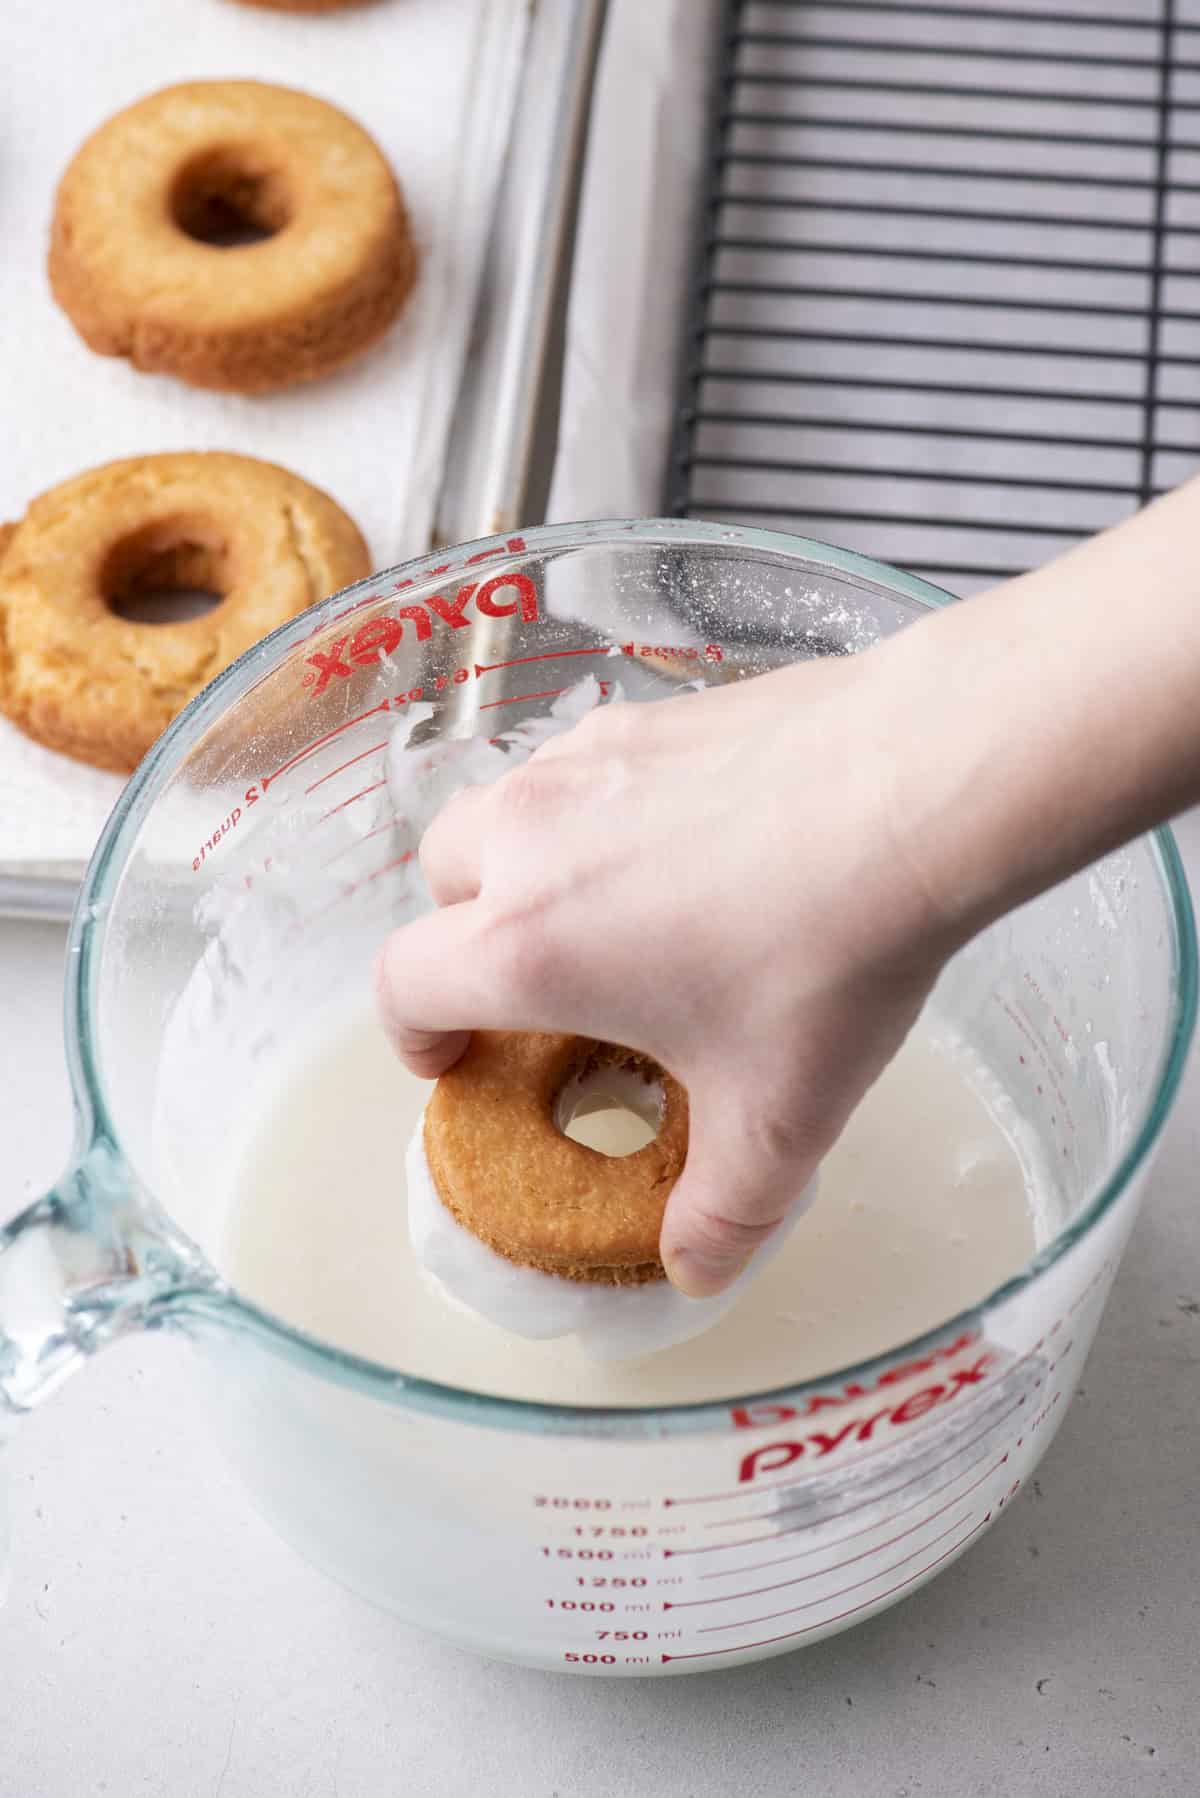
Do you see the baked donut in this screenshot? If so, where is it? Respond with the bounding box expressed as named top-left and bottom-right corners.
top-left (49, 81), bottom-right (416, 394)
top-left (0, 452), bottom-right (369, 772)
top-left (423, 1033), bottom-right (690, 1284)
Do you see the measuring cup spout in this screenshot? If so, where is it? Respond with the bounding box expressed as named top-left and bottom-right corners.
top-left (0, 1141), bottom-right (193, 1418)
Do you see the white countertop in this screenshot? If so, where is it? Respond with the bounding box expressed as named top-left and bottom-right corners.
top-left (3, 817), bottom-right (1200, 1797)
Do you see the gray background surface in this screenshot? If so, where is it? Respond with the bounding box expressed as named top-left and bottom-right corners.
top-left (2, 811), bottom-right (1198, 1797)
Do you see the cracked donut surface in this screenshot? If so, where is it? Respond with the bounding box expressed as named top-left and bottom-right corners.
top-left (424, 1032), bottom-right (691, 1285)
top-left (0, 452), bottom-right (368, 771)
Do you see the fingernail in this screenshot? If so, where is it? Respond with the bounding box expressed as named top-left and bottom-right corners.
top-left (663, 1248), bottom-right (750, 1300)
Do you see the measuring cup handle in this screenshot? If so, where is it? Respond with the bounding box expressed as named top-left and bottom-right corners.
top-left (0, 1144), bottom-right (184, 1418)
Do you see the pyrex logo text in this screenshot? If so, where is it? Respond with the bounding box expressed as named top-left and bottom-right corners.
top-left (303, 537), bottom-right (535, 697)
top-left (736, 1350), bottom-right (995, 1484)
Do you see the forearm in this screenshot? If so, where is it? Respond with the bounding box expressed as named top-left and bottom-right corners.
top-left (872, 478), bottom-right (1200, 944)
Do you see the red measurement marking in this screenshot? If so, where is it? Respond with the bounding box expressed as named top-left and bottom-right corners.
top-left (318, 777), bottom-right (388, 824)
top-left (358, 853), bottom-right (413, 889)
top-left (478, 687), bottom-right (568, 713)
top-left (698, 1448), bottom-right (1007, 1583)
top-left (667, 1337), bottom-right (1048, 1512)
top-left (662, 1516), bottom-right (988, 1664)
top-left (711, 1379), bottom-right (1025, 1520)
top-left (699, 1511), bottom-right (970, 1636)
top-left (669, 1486), bottom-right (985, 1610)
top-left (474, 647), bottom-right (600, 676)
top-left (666, 1389), bottom-right (1028, 1556)
top-left (264, 697), bottom-right (397, 787)
top-left (726, 1332), bottom-right (982, 1436)
top-left (304, 739), bottom-right (390, 796)
top-left (321, 815), bottom-right (401, 870)
top-left (297, 850), bottom-right (415, 934)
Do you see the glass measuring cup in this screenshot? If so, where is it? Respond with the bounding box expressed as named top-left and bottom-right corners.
top-left (0, 520), bottom-right (1194, 1674)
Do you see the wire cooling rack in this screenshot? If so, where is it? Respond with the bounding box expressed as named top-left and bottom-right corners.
top-left (667, 0), bottom-right (1200, 593)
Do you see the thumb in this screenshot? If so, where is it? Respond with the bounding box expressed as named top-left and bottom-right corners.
top-left (659, 1095), bottom-right (823, 1298)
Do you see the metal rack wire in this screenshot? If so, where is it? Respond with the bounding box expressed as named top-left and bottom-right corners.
top-left (668, 0), bottom-right (1200, 593)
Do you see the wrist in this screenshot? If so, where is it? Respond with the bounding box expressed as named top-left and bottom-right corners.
top-left (867, 500), bottom-right (1200, 955)
top-left (863, 600), bottom-right (1043, 955)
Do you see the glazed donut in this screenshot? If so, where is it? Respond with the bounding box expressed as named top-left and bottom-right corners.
top-left (49, 81), bottom-right (416, 394)
top-left (0, 452), bottom-right (369, 773)
top-left (424, 1033), bottom-right (690, 1283)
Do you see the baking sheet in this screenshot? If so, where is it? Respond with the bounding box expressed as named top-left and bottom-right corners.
top-left (0, 0), bottom-right (526, 884)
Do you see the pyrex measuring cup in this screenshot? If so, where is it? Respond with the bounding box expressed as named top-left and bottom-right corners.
top-left (0, 521), bottom-right (1194, 1674)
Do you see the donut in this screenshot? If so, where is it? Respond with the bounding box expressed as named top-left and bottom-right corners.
top-left (423, 1032), bottom-right (690, 1284)
top-left (49, 81), bottom-right (416, 394)
top-left (0, 452), bottom-right (369, 773)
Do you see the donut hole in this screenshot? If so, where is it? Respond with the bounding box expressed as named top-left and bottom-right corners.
top-left (557, 1053), bottom-right (664, 1160)
top-left (102, 520), bottom-right (231, 624)
top-left (170, 148), bottom-right (292, 248)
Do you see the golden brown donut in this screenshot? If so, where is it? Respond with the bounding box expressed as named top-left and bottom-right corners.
top-left (49, 81), bottom-right (416, 394)
top-left (0, 452), bottom-right (369, 773)
top-left (424, 1033), bottom-right (690, 1285)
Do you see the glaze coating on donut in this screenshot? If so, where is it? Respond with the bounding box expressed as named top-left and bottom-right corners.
top-left (424, 1033), bottom-right (690, 1285)
top-left (0, 452), bottom-right (369, 772)
top-left (50, 81), bottom-right (416, 394)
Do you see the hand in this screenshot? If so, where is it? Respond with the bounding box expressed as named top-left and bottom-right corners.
top-left (377, 477), bottom-right (1200, 1296)
top-left (375, 650), bottom-right (957, 1297)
